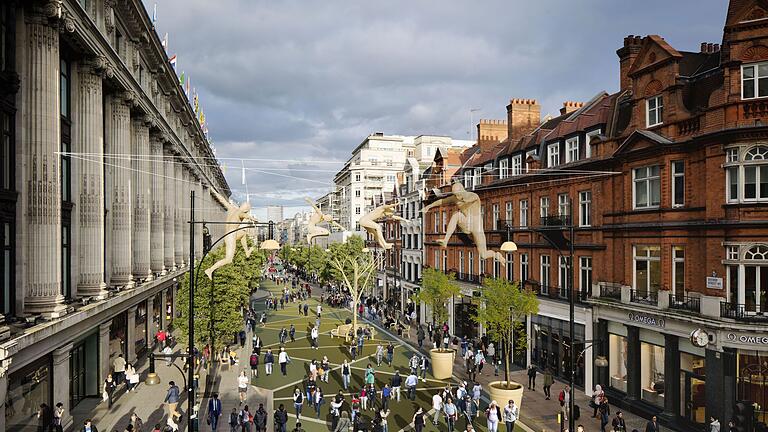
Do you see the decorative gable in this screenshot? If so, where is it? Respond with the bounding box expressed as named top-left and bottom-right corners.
top-left (727, 0), bottom-right (768, 24)
top-left (628, 35), bottom-right (683, 77)
top-left (613, 130), bottom-right (674, 157)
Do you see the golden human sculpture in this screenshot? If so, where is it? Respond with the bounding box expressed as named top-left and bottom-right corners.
top-left (359, 203), bottom-right (406, 250)
top-left (204, 190), bottom-right (254, 279)
top-left (422, 181), bottom-right (504, 262)
top-left (305, 198), bottom-right (345, 244)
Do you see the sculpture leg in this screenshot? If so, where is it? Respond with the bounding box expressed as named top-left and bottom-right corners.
top-left (438, 214), bottom-right (463, 247)
top-left (240, 234), bottom-right (254, 258)
top-left (373, 225), bottom-right (392, 250)
top-left (473, 228), bottom-right (504, 262)
top-left (204, 234), bottom-right (237, 279)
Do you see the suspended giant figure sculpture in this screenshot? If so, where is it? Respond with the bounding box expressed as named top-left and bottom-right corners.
top-left (305, 198), bottom-right (345, 244)
top-left (422, 181), bottom-right (504, 262)
top-left (359, 203), bottom-right (406, 250)
top-left (204, 189), bottom-right (255, 279)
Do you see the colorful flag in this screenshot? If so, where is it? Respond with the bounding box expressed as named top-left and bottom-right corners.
top-left (179, 71), bottom-right (185, 87)
top-left (162, 33), bottom-right (168, 51)
top-left (185, 76), bottom-right (191, 99)
top-left (169, 54), bottom-right (177, 70)
top-left (152, 3), bottom-right (157, 24)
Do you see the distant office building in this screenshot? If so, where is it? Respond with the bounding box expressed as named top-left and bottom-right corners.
top-left (266, 205), bottom-right (284, 222)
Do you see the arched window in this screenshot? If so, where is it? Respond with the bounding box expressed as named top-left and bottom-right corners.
top-left (745, 245), bottom-right (768, 260)
top-left (726, 145), bottom-right (768, 202)
top-left (745, 146), bottom-right (768, 161)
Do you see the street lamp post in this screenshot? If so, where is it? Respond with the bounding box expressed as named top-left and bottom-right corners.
top-left (501, 199), bottom-right (577, 432)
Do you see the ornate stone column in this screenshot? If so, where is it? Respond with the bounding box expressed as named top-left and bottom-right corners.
top-left (163, 145), bottom-right (176, 271)
top-left (149, 135), bottom-right (166, 275)
top-left (126, 306), bottom-right (137, 363)
top-left (181, 168), bottom-right (191, 263)
top-left (194, 179), bottom-right (203, 261)
top-left (131, 117), bottom-right (151, 282)
top-left (160, 289), bottom-right (168, 330)
top-left (0, 359), bottom-right (9, 432)
top-left (22, 11), bottom-right (67, 315)
top-left (174, 161), bottom-right (185, 268)
top-left (52, 344), bottom-right (74, 430)
top-left (106, 94), bottom-right (134, 289)
top-left (99, 320), bottom-right (111, 382)
top-left (75, 62), bottom-right (107, 298)
top-left (146, 295), bottom-right (157, 351)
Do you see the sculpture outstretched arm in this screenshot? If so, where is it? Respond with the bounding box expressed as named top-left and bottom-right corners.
top-left (211, 188), bottom-right (236, 211)
top-left (422, 195), bottom-right (455, 213)
top-left (305, 197), bottom-right (321, 213)
top-left (331, 220), bottom-right (346, 231)
top-left (390, 215), bottom-right (407, 222)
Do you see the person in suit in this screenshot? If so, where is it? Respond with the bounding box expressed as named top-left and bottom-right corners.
top-left (645, 415), bottom-right (660, 432)
top-left (208, 392), bottom-right (223, 431)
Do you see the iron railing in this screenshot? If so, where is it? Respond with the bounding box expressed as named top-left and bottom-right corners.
top-left (600, 284), bottom-right (622, 300)
top-left (721, 302), bottom-right (768, 321)
top-left (540, 215), bottom-right (572, 227)
top-left (669, 293), bottom-right (701, 313)
top-left (630, 289), bottom-right (658, 306)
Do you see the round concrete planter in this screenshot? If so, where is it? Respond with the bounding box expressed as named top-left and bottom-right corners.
top-left (430, 348), bottom-right (455, 380)
top-left (487, 380), bottom-right (524, 411)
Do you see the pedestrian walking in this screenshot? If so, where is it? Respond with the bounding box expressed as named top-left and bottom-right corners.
top-left (207, 393), bottom-right (223, 431)
top-left (381, 384), bottom-right (392, 411)
top-left (239, 405), bottom-right (253, 432)
top-left (37, 403), bottom-right (53, 432)
top-left (391, 370), bottom-right (401, 402)
top-left (386, 342), bottom-right (394, 366)
top-left (413, 407), bottom-right (426, 432)
top-left (278, 347), bottom-right (290, 375)
top-left (264, 349), bottom-right (274, 375)
top-left (103, 375), bottom-right (116, 408)
top-left (82, 419), bottom-right (99, 432)
top-left (527, 365), bottom-right (537, 390)
top-left (164, 381), bottom-right (181, 423)
top-left (289, 324), bottom-right (296, 343)
top-left (335, 412), bottom-right (351, 432)
top-left (238, 371), bottom-right (250, 405)
top-left (503, 399), bottom-right (519, 432)
top-left (432, 391), bottom-right (443, 425)
top-left (613, 411), bottom-right (627, 432)
top-left (253, 335), bottom-right (262, 356)
top-left (341, 359), bottom-right (351, 390)
top-left (254, 404), bottom-right (268, 432)
top-left (249, 350), bottom-right (260, 378)
top-left (375, 344), bottom-right (384, 366)
top-left (485, 400), bottom-right (501, 432)
top-left (51, 402), bottom-right (64, 432)
top-left (113, 354), bottom-right (126, 384)
top-left (126, 363), bottom-right (139, 392)
top-left (406, 372), bottom-right (418, 401)
top-left (313, 387), bottom-right (324, 418)
top-left (419, 355), bottom-right (429, 382)
top-left (444, 397), bottom-right (458, 431)
top-left (274, 404), bottom-right (288, 432)
top-left (471, 382), bottom-right (482, 418)
top-left (228, 408), bottom-right (239, 432)
top-left (293, 387), bottom-right (304, 419)
top-left (310, 326), bottom-right (319, 350)
top-left (543, 369), bottom-right (554, 399)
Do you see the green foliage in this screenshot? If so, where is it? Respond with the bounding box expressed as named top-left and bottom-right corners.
top-left (175, 237), bottom-right (266, 352)
top-left (415, 267), bottom-right (460, 328)
top-left (472, 277), bottom-right (539, 386)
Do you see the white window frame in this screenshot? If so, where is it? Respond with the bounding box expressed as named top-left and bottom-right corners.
top-left (741, 62), bottom-right (768, 100)
top-left (473, 168), bottom-right (481, 188)
top-left (579, 190), bottom-right (591, 227)
top-left (511, 155), bottom-right (522, 176)
top-left (499, 159), bottom-right (509, 180)
top-left (579, 256), bottom-right (592, 295)
top-left (633, 165), bottom-right (661, 209)
top-left (558, 193), bottom-right (569, 217)
top-left (672, 246), bottom-right (685, 295)
top-left (565, 137), bottom-right (579, 163)
top-left (540, 255), bottom-right (551, 293)
top-left (355, 173), bottom-right (361, 182)
top-left (434, 250), bottom-right (440, 270)
top-left (633, 245), bottom-right (661, 297)
top-left (443, 250), bottom-right (448, 270)
top-left (520, 253), bottom-right (529, 282)
top-left (459, 251), bottom-right (465, 277)
top-left (671, 161), bottom-right (685, 208)
top-left (506, 252), bottom-right (513, 281)
top-left (558, 256), bottom-right (570, 291)
top-left (442, 211), bottom-right (447, 233)
top-left (547, 143), bottom-right (560, 167)
top-left (492, 204), bottom-right (500, 230)
top-left (464, 171), bottom-right (473, 189)
top-left (585, 129), bottom-right (601, 159)
top-left (540, 196), bottom-right (549, 218)
top-left (520, 199), bottom-right (528, 228)
top-left (646, 95), bottom-right (663, 127)
top-left (505, 201), bottom-right (513, 224)
top-left (469, 251), bottom-right (474, 275)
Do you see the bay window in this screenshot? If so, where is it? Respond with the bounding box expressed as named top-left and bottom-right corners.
top-left (742, 62), bottom-right (768, 99)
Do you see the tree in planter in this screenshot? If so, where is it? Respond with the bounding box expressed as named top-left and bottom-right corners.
top-left (175, 237), bottom-right (266, 361)
top-left (325, 235), bottom-right (378, 332)
top-left (415, 267), bottom-right (460, 352)
top-left (472, 277), bottom-right (539, 388)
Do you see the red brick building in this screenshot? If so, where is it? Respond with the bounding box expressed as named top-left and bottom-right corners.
top-left (424, 1), bottom-right (768, 429)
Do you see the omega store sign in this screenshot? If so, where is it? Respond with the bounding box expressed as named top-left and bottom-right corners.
top-left (627, 311), bottom-right (666, 328)
top-left (723, 331), bottom-right (768, 347)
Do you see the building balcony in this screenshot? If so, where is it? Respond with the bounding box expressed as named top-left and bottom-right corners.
top-left (495, 219), bottom-right (514, 231)
top-left (599, 284), bottom-right (623, 301)
top-left (540, 215), bottom-right (571, 228)
top-left (630, 289), bottom-right (658, 306)
top-left (668, 293), bottom-right (701, 313)
top-left (455, 272), bottom-right (484, 284)
top-left (720, 302), bottom-right (768, 322)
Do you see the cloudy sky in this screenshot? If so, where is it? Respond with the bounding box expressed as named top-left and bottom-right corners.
top-left (146, 0), bottom-right (726, 221)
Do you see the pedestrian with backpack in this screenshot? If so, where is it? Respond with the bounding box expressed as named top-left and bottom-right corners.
top-left (249, 351), bottom-right (259, 378)
top-left (228, 408), bottom-right (239, 432)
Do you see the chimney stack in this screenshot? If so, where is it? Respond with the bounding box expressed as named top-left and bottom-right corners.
top-left (560, 101), bottom-right (584, 115)
top-left (476, 119), bottom-right (508, 145)
top-left (617, 35), bottom-right (644, 92)
top-left (700, 42), bottom-right (721, 54)
top-left (506, 99), bottom-right (541, 142)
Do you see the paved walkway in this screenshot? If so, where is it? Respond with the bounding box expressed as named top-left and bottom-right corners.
top-left (70, 288), bottom-right (272, 432)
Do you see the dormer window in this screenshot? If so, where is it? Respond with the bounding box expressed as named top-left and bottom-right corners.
top-left (742, 62), bottom-right (768, 99)
top-left (646, 95), bottom-right (663, 127)
top-left (499, 159), bottom-right (509, 180)
top-left (547, 143), bottom-right (560, 167)
top-left (511, 155), bottom-right (522, 176)
top-left (565, 137), bottom-right (579, 163)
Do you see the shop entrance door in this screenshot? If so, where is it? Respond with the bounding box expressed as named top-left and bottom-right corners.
top-left (681, 371), bottom-right (706, 426)
top-left (454, 300), bottom-right (477, 340)
top-left (69, 342), bottom-right (86, 408)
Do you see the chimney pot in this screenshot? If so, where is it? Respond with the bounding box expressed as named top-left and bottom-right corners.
top-left (701, 42), bottom-right (708, 52)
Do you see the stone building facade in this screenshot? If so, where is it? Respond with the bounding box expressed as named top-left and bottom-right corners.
top-left (0, 1), bottom-right (229, 430)
top-left (423, 1), bottom-right (768, 429)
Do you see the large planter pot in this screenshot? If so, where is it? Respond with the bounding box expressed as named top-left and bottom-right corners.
top-left (430, 348), bottom-right (455, 380)
top-left (487, 380), bottom-right (525, 412)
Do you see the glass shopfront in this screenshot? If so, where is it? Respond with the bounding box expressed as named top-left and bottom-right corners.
top-left (135, 301), bottom-right (148, 357)
top-left (640, 341), bottom-right (665, 406)
top-left (609, 332), bottom-right (628, 392)
top-left (70, 331), bottom-right (99, 409)
top-left (6, 356), bottom-right (52, 432)
top-left (531, 315), bottom-right (585, 387)
top-left (453, 295), bottom-right (478, 340)
top-left (680, 351), bottom-right (706, 426)
top-left (166, 288), bottom-right (174, 323)
top-left (109, 311), bottom-right (127, 367)
top-left (737, 350), bottom-right (768, 426)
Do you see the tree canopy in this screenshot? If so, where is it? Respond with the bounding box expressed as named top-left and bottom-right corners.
top-left (415, 267), bottom-right (460, 331)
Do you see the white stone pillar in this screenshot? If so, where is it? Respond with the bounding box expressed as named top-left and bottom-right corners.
top-left (0, 361), bottom-right (10, 432)
top-left (174, 161), bottom-right (185, 268)
top-left (182, 169), bottom-right (191, 264)
top-left (131, 118), bottom-right (151, 282)
top-left (75, 62), bottom-right (107, 298)
top-left (21, 13), bottom-right (67, 316)
top-left (160, 289), bottom-right (168, 330)
top-left (147, 295), bottom-right (156, 351)
top-left (163, 146), bottom-right (176, 271)
top-left (52, 343), bottom-right (74, 431)
top-left (194, 179), bottom-right (203, 261)
top-left (99, 320), bottom-right (111, 382)
top-left (126, 306), bottom-right (137, 363)
top-left (106, 94), bottom-right (134, 289)
top-left (150, 135), bottom-right (166, 275)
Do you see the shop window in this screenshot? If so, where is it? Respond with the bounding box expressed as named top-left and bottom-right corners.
top-left (738, 351), bottom-right (768, 425)
top-left (609, 334), bottom-right (628, 392)
top-left (681, 352), bottom-right (706, 426)
top-left (6, 357), bottom-right (52, 430)
top-left (640, 342), bottom-right (665, 407)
